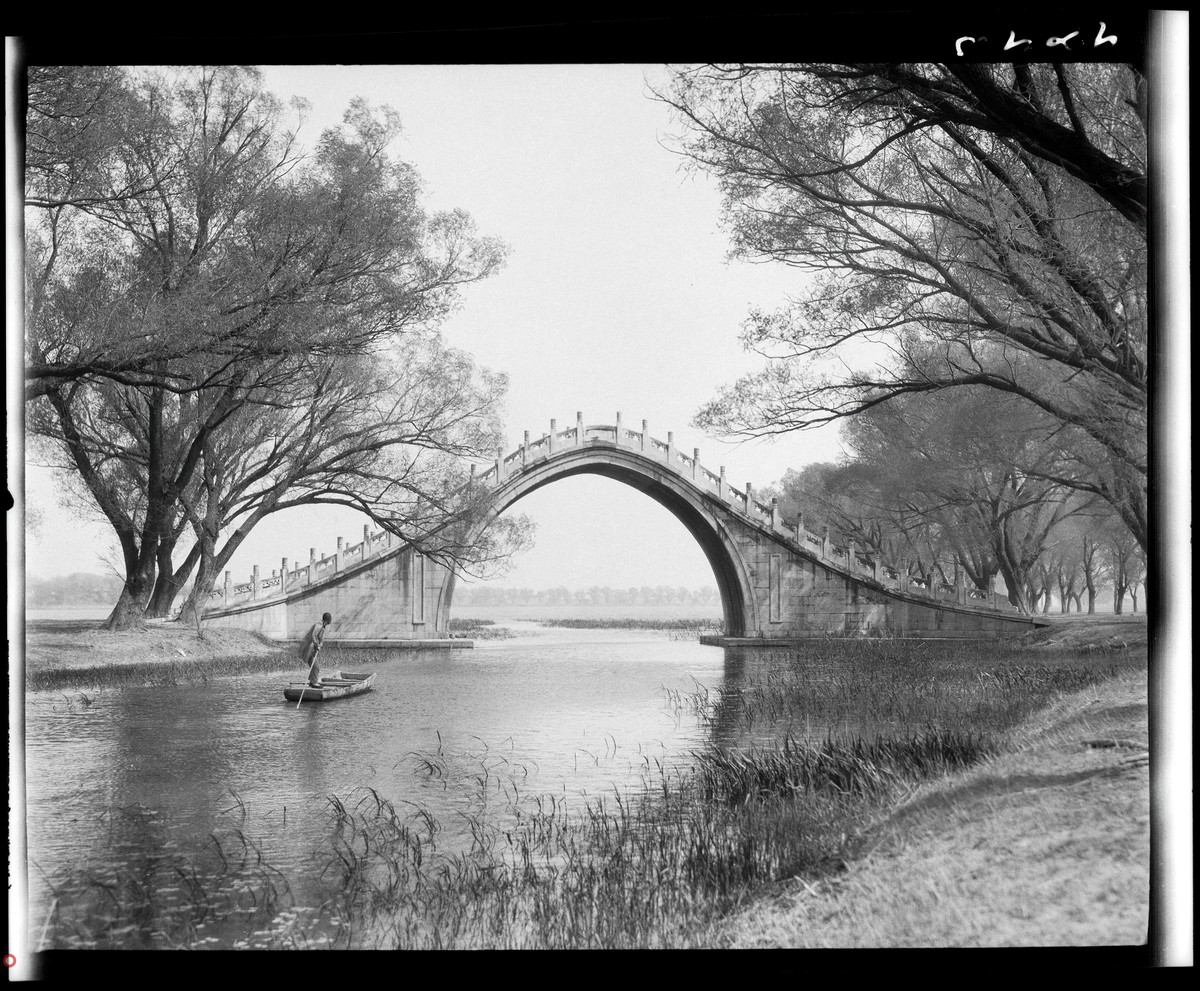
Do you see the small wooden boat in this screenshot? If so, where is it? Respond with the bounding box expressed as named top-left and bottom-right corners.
top-left (284, 671), bottom-right (376, 703)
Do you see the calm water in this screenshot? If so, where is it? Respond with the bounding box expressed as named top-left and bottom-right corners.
top-left (23, 625), bottom-right (742, 942)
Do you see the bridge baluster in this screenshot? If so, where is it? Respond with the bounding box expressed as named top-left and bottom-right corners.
top-left (718, 466), bottom-right (726, 501)
top-left (251, 565), bottom-right (260, 601)
top-left (615, 412), bottom-right (622, 447)
top-left (693, 448), bottom-right (700, 482)
top-left (576, 411), bottom-right (583, 446)
top-left (641, 420), bottom-right (648, 452)
top-left (281, 558), bottom-right (288, 593)
top-left (224, 570), bottom-right (232, 607)
top-left (667, 431), bottom-right (675, 466)
top-left (549, 419), bottom-right (556, 454)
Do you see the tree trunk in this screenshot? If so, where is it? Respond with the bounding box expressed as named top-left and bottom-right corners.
top-left (147, 540), bottom-right (202, 619)
top-left (146, 536), bottom-right (180, 618)
top-left (106, 552), bottom-right (156, 630)
top-left (175, 523), bottom-right (252, 627)
top-left (176, 550), bottom-right (217, 628)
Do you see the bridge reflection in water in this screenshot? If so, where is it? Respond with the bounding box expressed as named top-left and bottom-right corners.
top-left (203, 413), bottom-right (1046, 643)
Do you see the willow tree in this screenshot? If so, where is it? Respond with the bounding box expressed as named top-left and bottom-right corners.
top-left (26, 66), bottom-right (511, 628)
top-left (169, 338), bottom-right (530, 626)
top-left (835, 381), bottom-right (1098, 613)
top-left (661, 63), bottom-right (1148, 552)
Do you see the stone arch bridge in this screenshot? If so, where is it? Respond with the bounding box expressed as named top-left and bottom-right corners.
top-left (202, 413), bottom-right (1047, 643)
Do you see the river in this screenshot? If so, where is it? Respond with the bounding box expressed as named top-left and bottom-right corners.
top-left (23, 622), bottom-right (740, 947)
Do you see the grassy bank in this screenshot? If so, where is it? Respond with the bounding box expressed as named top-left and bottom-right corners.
top-left (705, 666), bottom-right (1150, 948)
top-left (525, 616), bottom-right (724, 639)
top-left (23, 620), bottom-right (295, 692)
top-left (446, 617), bottom-right (519, 640)
top-left (28, 618), bottom-right (1149, 950)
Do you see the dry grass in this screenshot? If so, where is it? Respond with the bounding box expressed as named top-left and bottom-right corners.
top-left (703, 668), bottom-right (1149, 948)
top-left (23, 619), bottom-right (287, 673)
top-left (23, 619), bottom-right (294, 691)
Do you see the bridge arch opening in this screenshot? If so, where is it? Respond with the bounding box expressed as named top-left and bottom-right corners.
top-left (442, 454), bottom-right (753, 636)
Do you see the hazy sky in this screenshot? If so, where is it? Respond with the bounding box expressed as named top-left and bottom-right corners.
top-left (20, 63), bottom-right (845, 590)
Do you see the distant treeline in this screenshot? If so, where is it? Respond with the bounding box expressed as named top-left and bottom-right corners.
top-left (27, 572), bottom-right (124, 607)
top-left (454, 585), bottom-right (720, 607)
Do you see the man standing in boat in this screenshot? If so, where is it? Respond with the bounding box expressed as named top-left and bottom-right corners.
top-left (300, 612), bottom-right (332, 687)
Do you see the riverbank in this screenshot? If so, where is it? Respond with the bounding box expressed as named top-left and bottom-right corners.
top-left (21, 611), bottom-right (1148, 683)
top-left (21, 620), bottom-right (480, 691)
top-left (22, 619), bottom-right (295, 692)
top-left (703, 664), bottom-right (1151, 948)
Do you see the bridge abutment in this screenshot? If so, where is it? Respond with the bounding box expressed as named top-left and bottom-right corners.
top-left (203, 544), bottom-right (456, 643)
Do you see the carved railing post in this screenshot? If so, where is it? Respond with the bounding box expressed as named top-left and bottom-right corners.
top-left (667, 431), bottom-right (675, 466)
top-left (847, 539), bottom-right (857, 573)
top-left (771, 497), bottom-right (780, 529)
top-left (495, 447), bottom-right (504, 482)
top-left (223, 570), bottom-right (231, 607)
top-left (746, 482), bottom-right (754, 516)
top-left (821, 525), bottom-right (831, 560)
top-left (641, 419), bottom-right (648, 453)
top-left (251, 565), bottom-right (260, 601)
top-left (615, 411), bottom-right (622, 446)
top-left (576, 411), bottom-right (584, 446)
top-left (335, 536), bottom-right (344, 572)
top-left (718, 466), bottom-right (726, 501)
top-left (281, 558), bottom-right (289, 593)
top-left (549, 418), bottom-right (557, 454)
top-left (694, 448), bottom-right (701, 482)
top-left (522, 430), bottom-right (530, 467)
top-left (900, 560), bottom-right (910, 593)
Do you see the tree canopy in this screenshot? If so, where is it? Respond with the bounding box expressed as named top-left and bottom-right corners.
top-left (660, 62), bottom-right (1148, 552)
top-left (26, 66), bottom-right (520, 628)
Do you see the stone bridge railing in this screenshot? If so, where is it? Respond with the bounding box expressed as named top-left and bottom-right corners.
top-left (208, 525), bottom-right (407, 611)
top-left (208, 412), bottom-right (1017, 615)
top-left (473, 412), bottom-right (1017, 613)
